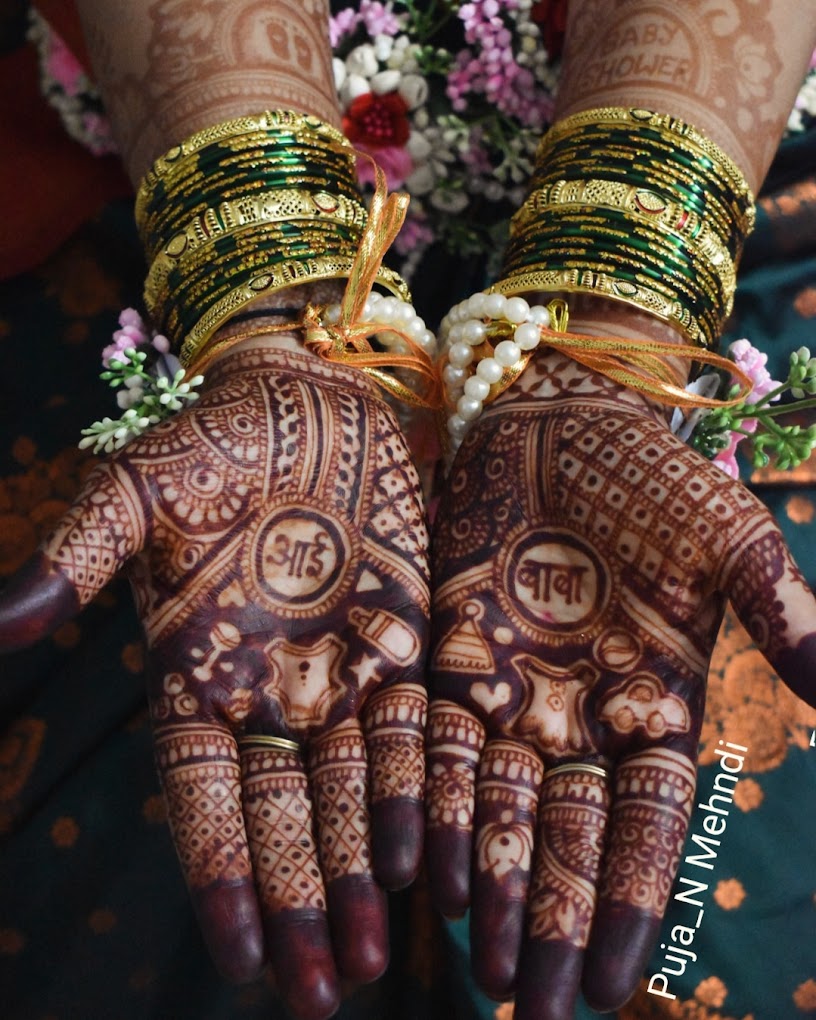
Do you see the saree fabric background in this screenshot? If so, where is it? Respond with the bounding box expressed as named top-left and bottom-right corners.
top-left (1, 3), bottom-right (816, 1017)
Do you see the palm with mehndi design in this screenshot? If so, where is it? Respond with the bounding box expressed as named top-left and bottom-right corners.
top-left (427, 350), bottom-right (816, 1020)
top-left (0, 344), bottom-right (429, 1020)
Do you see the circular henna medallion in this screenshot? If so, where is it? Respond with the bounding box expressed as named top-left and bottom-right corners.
top-left (498, 527), bottom-right (612, 644)
top-left (248, 501), bottom-right (355, 617)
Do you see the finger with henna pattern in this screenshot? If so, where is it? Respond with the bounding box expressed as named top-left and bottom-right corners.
top-left (309, 720), bottom-right (388, 985)
top-left (512, 766), bottom-right (610, 1020)
top-left (154, 724), bottom-right (266, 986)
top-left (470, 740), bottom-right (543, 999)
top-left (425, 701), bottom-right (486, 917)
top-left (0, 460), bottom-right (148, 650)
top-left (722, 508), bottom-right (816, 706)
top-left (363, 682), bottom-right (428, 890)
top-left (241, 740), bottom-right (341, 1020)
top-left (581, 748), bottom-right (697, 1012)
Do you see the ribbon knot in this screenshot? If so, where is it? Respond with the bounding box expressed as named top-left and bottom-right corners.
top-left (302, 155), bottom-right (440, 409)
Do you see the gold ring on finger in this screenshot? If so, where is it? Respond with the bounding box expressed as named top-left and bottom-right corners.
top-left (238, 735), bottom-right (301, 754)
top-left (544, 762), bottom-right (610, 781)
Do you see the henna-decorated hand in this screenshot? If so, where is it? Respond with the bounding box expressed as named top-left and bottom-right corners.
top-left (427, 350), bottom-right (816, 1019)
top-left (0, 344), bottom-right (430, 1020)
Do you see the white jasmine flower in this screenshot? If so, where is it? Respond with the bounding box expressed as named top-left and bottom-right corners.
top-left (405, 164), bottom-right (435, 195)
top-left (339, 73), bottom-right (372, 105)
top-left (398, 73), bottom-right (429, 110)
top-left (370, 69), bottom-right (402, 94)
top-left (431, 188), bottom-right (469, 213)
top-left (345, 44), bottom-right (378, 78)
top-left (373, 33), bottom-right (394, 62)
top-left (406, 131), bottom-right (432, 161)
top-left (332, 57), bottom-right (347, 92)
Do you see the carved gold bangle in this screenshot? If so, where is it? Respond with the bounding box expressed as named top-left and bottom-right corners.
top-left (535, 107), bottom-right (755, 228)
top-left (135, 110), bottom-right (350, 218)
top-left (511, 183), bottom-right (736, 289)
top-left (492, 268), bottom-right (708, 348)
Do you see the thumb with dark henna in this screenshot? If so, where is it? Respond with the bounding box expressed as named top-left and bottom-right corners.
top-left (721, 509), bottom-right (816, 707)
top-left (0, 459), bottom-right (148, 653)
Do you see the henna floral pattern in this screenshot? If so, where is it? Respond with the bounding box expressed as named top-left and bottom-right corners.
top-left (428, 349), bottom-right (816, 1018)
top-left (0, 345), bottom-right (430, 1017)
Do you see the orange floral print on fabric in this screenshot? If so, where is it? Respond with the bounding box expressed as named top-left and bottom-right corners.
top-left (620, 978), bottom-right (756, 1019)
top-left (713, 879), bottom-right (747, 910)
top-left (793, 978), bottom-right (816, 1010)
top-left (0, 717), bottom-right (47, 832)
top-left (732, 777), bottom-right (764, 811)
top-left (695, 976), bottom-right (728, 1007)
top-left (41, 235), bottom-right (122, 319)
top-left (0, 443), bottom-right (96, 576)
top-left (786, 495), bottom-right (816, 525)
top-left (50, 816), bottom-right (80, 847)
top-left (794, 287), bottom-right (816, 319)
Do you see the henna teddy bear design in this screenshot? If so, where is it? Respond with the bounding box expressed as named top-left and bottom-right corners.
top-left (427, 350), bottom-right (816, 1020)
top-left (0, 345), bottom-right (430, 1020)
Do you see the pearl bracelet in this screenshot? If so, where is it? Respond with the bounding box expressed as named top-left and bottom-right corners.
top-left (439, 291), bottom-right (565, 459)
top-left (324, 291), bottom-right (438, 358)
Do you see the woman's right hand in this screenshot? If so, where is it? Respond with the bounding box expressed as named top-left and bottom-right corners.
top-left (0, 342), bottom-right (431, 1020)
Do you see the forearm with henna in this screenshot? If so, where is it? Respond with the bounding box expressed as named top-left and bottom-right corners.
top-left (76, 0), bottom-right (341, 184)
top-left (554, 0), bottom-right (816, 350)
top-left (557, 0), bottom-right (815, 195)
top-left (1, 7), bottom-right (433, 1015)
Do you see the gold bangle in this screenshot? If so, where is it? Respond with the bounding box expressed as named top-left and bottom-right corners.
top-left (492, 267), bottom-right (708, 347)
top-left (144, 199), bottom-right (367, 312)
top-left (537, 106), bottom-right (755, 222)
top-left (512, 183), bottom-right (736, 285)
top-left (135, 110), bottom-right (350, 215)
top-left (176, 255), bottom-right (409, 366)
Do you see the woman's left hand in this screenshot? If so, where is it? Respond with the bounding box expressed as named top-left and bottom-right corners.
top-left (426, 349), bottom-right (816, 1019)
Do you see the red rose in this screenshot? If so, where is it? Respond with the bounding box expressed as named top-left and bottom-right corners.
top-left (343, 91), bottom-right (411, 149)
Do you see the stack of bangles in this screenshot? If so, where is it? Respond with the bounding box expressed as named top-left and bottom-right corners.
top-left (438, 106), bottom-right (757, 461)
top-left (133, 109), bottom-right (438, 407)
top-left (125, 106), bottom-right (757, 459)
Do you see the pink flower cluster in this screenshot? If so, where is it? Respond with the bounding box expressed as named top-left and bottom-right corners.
top-left (102, 308), bottom-right (169, 367)
top-left (44, 28), bottom-right (85, 98)
top-left (712, 339), bottom-right (781, 478)
top-left (330, 0), bottom-right (402, 47)
top-left (448, 0), bottom-right (550, 127)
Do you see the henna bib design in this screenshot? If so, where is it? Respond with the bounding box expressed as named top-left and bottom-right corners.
top-left (499, 527), bottom-right (612, 643)
top-left (249, 500), bottom-right (355, 618)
